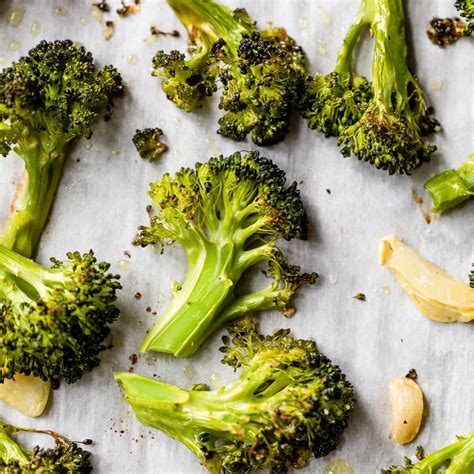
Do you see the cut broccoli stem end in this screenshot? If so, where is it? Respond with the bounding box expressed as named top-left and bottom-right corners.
top-left (424, 155), bottom-right (474, 212)
top-left (0, 426), bottom-right (31, 466)
top-left (0, 147), bottom-right (66, 258)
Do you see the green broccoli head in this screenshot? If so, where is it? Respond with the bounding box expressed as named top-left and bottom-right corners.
top-left (299, 72), bottom-right (372, 137)
top-left (0, 39), bottom-right (123, 258)
top-left (134, 151), bottom-right (316, 357)
top-left (300, 0), bottom-right (439, 175)
top-left (116, 318), bottom-right (355, 473)
top-left (381, 432), bottom-right (474, 473)
top-left (455, 0), bottom-right (473, 35)
top-left (133, 128), bottom-right (168, 162)
top-left (0, 244), bottom-right (121, 386)
top-left (0, 420), bottom-right (92, 473)
top-left (152, 0), bottom-right (306, 146)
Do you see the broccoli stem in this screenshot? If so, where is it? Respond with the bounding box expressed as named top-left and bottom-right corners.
top-left (0, 140), bottom-right (66, 258)
top-left (166, 0), bottom-right (249, 51)
top-left (424, 154), bottom-right (474, 212)
top-left (0, 426), bottom-right (30, 466)
top-left (371, 0), bottom-right (420, 119)
top-left (334, 0), bottom-right (374, 79)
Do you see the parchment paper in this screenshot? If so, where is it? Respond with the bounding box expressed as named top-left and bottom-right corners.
top-left (0, 0), bottom-right (472, 472)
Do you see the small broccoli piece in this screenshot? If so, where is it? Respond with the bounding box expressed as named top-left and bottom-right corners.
top-left (424, 154), bottom-right (474, 212)
top-left (0, 244), bottom-right (121, 386)
top-left (133, 128), bottom-right (168, 162)
top-left (381, 432), bottom-right (474, 473)
top-left (152, 0), bottom-right (306, 146)
top-left (427, 17), bottom-right (467, 46)
top-left (134, 151), bottom-right (317, 357)
top-left (0, 39), bottom-right (123, 258)
top-left (0, 419), bottom-right (92, 472)
top-left (116, 318), bottom-right (355, 473)
top-left (299, 0), bottom-right (439, 175)
top-left (455, 0), bottom-right (474, 34)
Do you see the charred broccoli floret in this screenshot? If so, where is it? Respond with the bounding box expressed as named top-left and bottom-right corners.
top-left (152, 0), bottom-right (306, 146)
top-left (0, 244), bottom-right (121, 386)
top-left (0, 419), bottom-right (92, 473)
top-left (0, 39), bottom-right (123, 258)
top-left (133, 128), bottom-right (168, 162)
top-left (424, 154), bottom-right (474, 212)
top-left (299, 0), bottom-right (439, 175)
top-left (455, 0), bottom-right (473, 34)
top-left (116, 318), bottom-right (355, 473)
top-left (381, 432), bottom-right (474, 473)
top-left (134, 151), bottom-right (317, 357)
top-left (427, 17), bottom-right (467, 46)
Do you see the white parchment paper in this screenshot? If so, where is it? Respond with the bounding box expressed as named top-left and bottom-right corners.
top-left (0, 0), bottom-right (473, 472)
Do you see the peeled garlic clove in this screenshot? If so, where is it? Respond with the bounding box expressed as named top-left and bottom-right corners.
top-left (0, 374), bottom-right (50, 417)
top-left (389, 375), bottom-right (424, 444)
top-left (379, 235), bottom-right (474, 323)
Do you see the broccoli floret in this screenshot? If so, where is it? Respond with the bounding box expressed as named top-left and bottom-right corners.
top-left (0, 244), bottom-right (121, 386)
top-left (427, 17), bottom-right (467, 46)
top-left (134, 151), bottom-right (317, 357)
top-left (152, 0), bottom-right (306, 146)
top-left (455, 0), bottom-right (474, 34)
top-left (133, 128), bottom-right (168, 162)
top-left (0, 39), bottom-right (123, 258)
top-left (424, 154), bottom-right (474, 212)
top-left (0, 419), bottom-right (92, 472)
top-left (299, 0), bottom-right (439, 175)
top-left (381, 432), bottom-right (474, 473)
top-left (116, 318), bottom-right (355, 473)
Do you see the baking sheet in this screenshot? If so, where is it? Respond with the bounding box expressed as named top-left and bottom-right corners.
top-left (0, 0), bottom-right (473, 472)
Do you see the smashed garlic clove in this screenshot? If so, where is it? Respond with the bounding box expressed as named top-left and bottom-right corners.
top-left (389, 374), bottom-right (424, 444)
top-left (379, 234), bottom-right (474, 323)
top-left (0, 374), bottom-right (50, 417)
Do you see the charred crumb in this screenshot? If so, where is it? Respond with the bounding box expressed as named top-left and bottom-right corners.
top-left (93, 0), bottom-right (110, 12)
top-left (103, 20), bottom-right (115, 41)
top-left (353, 293), bottom-right (366, 301)
top-left (427, 17), bottom-right (466, 47)
top-left (416, 445), bottom-right (425, 461)
top-left (282, 306), bottom-right (296, 318)
top-left (146, 306), bottom-right (152, 312)
top-left (134, 292), bottom-right (142, 300)
top-left (146, 205), bottom-right (153, 214)
top-left (150, 25), bottom-right (180, 37)
top-left (117, 0), bottom-right (141, 17)
top-left (128, 366), bottom-right (134, 372)
top-left (412, 189), bottom-right (433, 224)
top-left (124, 250), bottom-right (131, 258)
top-left (326, 189), bottom-right (331, 194)
top-left (406, 368), bottom-right (418, 380)
top-left (129, 353), bottom-right (138, 365)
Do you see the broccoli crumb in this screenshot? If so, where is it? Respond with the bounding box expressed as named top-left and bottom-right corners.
top-left (353, 293), bottom-right (366, 301)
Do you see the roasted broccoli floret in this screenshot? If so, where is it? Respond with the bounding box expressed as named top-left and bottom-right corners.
top-left (116, 318), bottom-right (355, 473)
top-left (299, 0), bottom-right (439, 175)
top-left (381, 432), bottom-right (474, 473)
top-left (0, 419), bottom-right (92, 472)
top-left (455, 0), bottom-right (474, 34)
top-left (134, 151), bottom-right (317, 357)
top-left (424, 154), bottom-right (474, 212)
top-left (152, 0), bottom-right (306, 146)
top-left (0, 39), bottom-right (123, 258)
top-left (427, 17), bottom-right (467, 46)
top-left (0, 244), bottom-right (121, 386)
top-left (133, 128), bottom-right (168, 162)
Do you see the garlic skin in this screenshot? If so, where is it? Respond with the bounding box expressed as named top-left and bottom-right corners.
top-left (379, 234), bottom-right (474, 323)
top-left (389, 375), bottom-right (424, 445)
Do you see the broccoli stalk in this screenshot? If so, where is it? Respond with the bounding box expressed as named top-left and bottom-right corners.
top-left (0, 40), bottom-right (123, 258)
top-left (424, 154), bottom-right (474, 212)
top-left (116, 318), bottom-right (355, 473)
top-left (0, 243), bottom-right (121, 386)
top-left (300, 0), bottom-right (439, 175)
top-left (382, 432), bottom-right (474, 473)
top-left (153, 0), bottom-right (306, 146)
top-left (135, 151), bottom-right (317, 357)
top-left (0, 419), bottom-right (92, 472)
